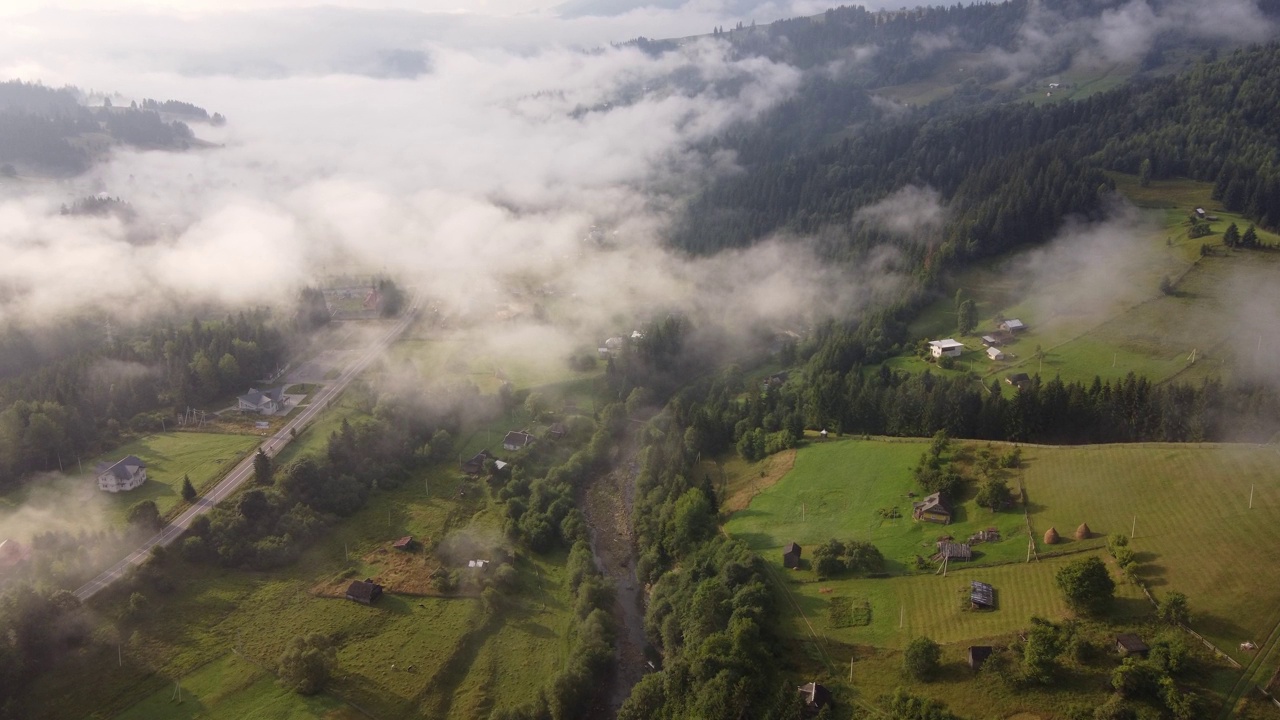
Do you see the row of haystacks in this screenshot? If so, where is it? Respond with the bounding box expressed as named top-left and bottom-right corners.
top-left (1043, 522), bottom-right (1092, 544)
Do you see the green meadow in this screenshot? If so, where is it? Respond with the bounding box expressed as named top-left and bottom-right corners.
top-left (727, 437), bottom-right (1280, 663)
top-left (728, 437), bottom-right (1280, 717)
top-left (84, 432), bottom-right (260, 525)
top-left (31, 461), bottom-right (576, 720)
top-left (905, 176), bottom-right (1280, 393)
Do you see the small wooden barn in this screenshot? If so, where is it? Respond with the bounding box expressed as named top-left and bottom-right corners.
top-left (968, 645), bottom-right (993, 670)
top-left (1116, 634), bottom-right (1149, 657)
top-left (345, 579), bottom-right (384, 605)
top-left (783, 542), bottom-right (802, 569)
top-left (970, 581), bottom-right (995, 610)
top-left (796, 682), bottom-right (832, 716)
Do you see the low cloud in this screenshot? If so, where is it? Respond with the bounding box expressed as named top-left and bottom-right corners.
top-left (855, 185), bottom-right (947, 240)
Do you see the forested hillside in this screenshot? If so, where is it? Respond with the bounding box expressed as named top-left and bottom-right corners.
top-left (0, 81), bottom-right (216, 176)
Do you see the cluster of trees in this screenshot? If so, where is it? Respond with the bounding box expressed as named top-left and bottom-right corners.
top-left (58, 194), bottom-right (136, 220)
top-left (615, 376), bottom-right (814, 719)
top-left (139, 98), bottom-right (224, 125)
top-left (0, 81), bottom-right (206, 175)
top-left (494, 404), bottom-right (625, 552)
top-left (812, 538), bottom-right (886, 578)
top-left (0, 312), bottom-right (290, 489)
top-left (0, 584), bottom-right (89, 715)
top-left (1221, 221), bottom-right (1265, 249)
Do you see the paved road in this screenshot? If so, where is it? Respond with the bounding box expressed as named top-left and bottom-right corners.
top-left (74, 301), bottom-right (418, 602)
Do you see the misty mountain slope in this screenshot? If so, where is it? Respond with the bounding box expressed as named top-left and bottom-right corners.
top-left (0, 80), bottom-right (215, 177)
top-left (672, 41), bottom-right (1280, 281)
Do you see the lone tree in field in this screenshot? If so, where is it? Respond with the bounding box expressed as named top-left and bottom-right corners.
top-left (904, 636), bottom-right (942, 681)
top-left (1055, 555), bottom-right (1115, 615)
top-left (1157, 591), bottom-right (1190, 626)
top-left (278, 633), bottom-right (336, 695)
top-left (957, 299), bottom-right (977, 335)
top-left (180, 474), bottom-right (196, 502)
top-left (254, 448), bottom-right (273, 485)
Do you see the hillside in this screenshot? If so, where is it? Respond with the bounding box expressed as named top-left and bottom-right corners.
top-left (726, 436), bottom-right (1280, 717)
top-left (0, 80), bottom-right (218, 177)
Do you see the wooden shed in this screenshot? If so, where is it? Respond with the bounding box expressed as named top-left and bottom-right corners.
top-left (968, 645), bottom-right (993, 670)
top-left (1116, 634), bottom-right (1149, 657)
top-left (783, 542), bottom-right (802, 569)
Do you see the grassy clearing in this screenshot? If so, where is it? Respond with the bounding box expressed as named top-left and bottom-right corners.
top-left (728, 438), bottom-right (1280, 678)
top-left (906, 176), bottom-right (1280, 394)
top-left (82, 432), bottom-right (259, 525)
top-left (729, 437), bottom-right (1280, 716)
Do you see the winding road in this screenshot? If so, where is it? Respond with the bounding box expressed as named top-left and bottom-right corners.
top-left (74, 301), bottom-right (418, 602)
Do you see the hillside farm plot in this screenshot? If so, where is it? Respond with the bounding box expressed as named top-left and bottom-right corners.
top-left (729, 438), bottom-right (1280, 673)
top-left (85, 432), bottom-right (259, 525)
top-left (725, 439), bottom-right (1032, 575)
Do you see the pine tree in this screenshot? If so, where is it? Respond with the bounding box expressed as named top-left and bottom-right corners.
top-left (180, 474), bottom-right (196, 502)
top-left (254, 448), bottom-right (273, 485)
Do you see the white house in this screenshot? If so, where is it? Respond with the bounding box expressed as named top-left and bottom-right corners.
top-left (503, 431), bottom-right (535, 452)
top-left (928, 339), bottom-right (965, 358)
top-left (1000, 319), bottom-right (1027, 333)
top-left (96, 455), bottom-right (147, 492)
top-left (987, 346), bottom-right (1006, 361)
top-left (238, 387), bottom-right (287, 415)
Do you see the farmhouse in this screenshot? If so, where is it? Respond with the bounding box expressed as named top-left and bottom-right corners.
top-left (933, 541), bottom-right (972, 562)
top-left (345, 579), bottom-right (383, 605)
top-left (796, 682), bottom-right (832, 716)
top-left (1000, 319), bottom-right (1027, 333)
top-left (503, 431), bottom-right (535, 451)
top-left (1006, 372), bottom-right (1031, 388)
top-left (460, 450), bottom-right (490, 475)
top-left (96, 455), bottom-right (147, 492)
top-left (971, 581), bottom-right (995, 609)
top-left (968, 645), bottom-right (994, 670)
top-left (1116, 634), bottom-right (1149, 657)
top-left (928, 338), bottom-right (965, 358)
top-left (237, 386), bottom-right (287, 415)
top-left (783, 541), bottom-right (802, 569)
top-left (912, 492), bottom-right (952, 524)
top-left (987, 346), bottom-right (1006, 361)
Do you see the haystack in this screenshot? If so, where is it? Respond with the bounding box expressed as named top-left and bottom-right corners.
top-left (1044, 527), bottom-right (1060, 545)
top-left (1075, 523), bottom-right (1092, 541)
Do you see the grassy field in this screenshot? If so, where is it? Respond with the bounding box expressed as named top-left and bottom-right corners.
top-left (32, 460), bottom-right (577, 720)
top-left (727, 437), bottom-right (1280, 716)
top-left (85, 432), bottom-right (260, 525)
top-left (905, 176), bottom-right (1280, 393)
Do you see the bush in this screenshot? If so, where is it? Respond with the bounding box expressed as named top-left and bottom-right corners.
top-left (1055, 556), bottom-right (1115, 615)
top-left (278, 634), bottom-right (336, 695)
top-left (903, 636), bottom-right (941, 680)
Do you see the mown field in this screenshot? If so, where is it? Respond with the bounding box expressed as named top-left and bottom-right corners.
top-left (85, 432), bottom-right (260, 525)
top-left (726, 437), bottom-right (1280, 715)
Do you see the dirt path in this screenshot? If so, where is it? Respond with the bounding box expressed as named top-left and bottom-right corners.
top-left (581, 432), bottom-right (647, 717)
